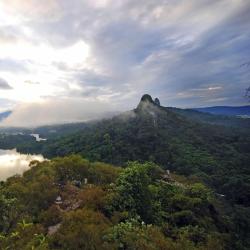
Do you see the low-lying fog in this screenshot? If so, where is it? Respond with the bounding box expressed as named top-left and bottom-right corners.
top-left (0, 149), bottom-right (44, 181)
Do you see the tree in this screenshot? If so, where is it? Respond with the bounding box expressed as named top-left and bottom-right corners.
top-left (112, 162), bottom-right (163, 223)
top-left (0, 194), bottom-right (18, 233)
top-left (104, 217), bottom-right (174, 250)
top-left (49, 208), bottom-right (110, 250)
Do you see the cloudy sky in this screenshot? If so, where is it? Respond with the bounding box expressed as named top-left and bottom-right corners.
top-left (0, 0), bottom-right (249, 126)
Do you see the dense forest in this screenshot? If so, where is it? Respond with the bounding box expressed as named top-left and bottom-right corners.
top-left (0, 156), bottom-right (242, 249)
top-left (0, 95), bottom-right (249, 249)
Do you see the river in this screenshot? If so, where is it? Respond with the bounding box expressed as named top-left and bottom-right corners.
top-left (30, 133), bottom-right (47, 142)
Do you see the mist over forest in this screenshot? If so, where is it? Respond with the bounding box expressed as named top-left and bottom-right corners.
top-left (0, 1), bottom-right (250, 250)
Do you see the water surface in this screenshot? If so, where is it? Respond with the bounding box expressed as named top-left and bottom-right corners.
top-left (30, 134), bottom-right (47, 142)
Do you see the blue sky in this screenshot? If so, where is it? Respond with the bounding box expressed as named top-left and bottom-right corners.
top-left (0, 0), bottom-right (249, 126)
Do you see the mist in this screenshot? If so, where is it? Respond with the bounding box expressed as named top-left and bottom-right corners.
top-left (0, 98), bottom-right (120, 127)
top-left (0, 149), bottom-right (44, 181)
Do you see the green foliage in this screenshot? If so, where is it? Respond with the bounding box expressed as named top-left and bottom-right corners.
top-left (8, 102), bottom-right (247, 211)
top-left (0, 157), bottom-right (233, 249)
top-left (1, 102), bottom-right (249, 210)
top-left (0, 99), bottom-right (249, 249)
top-left (49, 208), bottom-right (110, 250)
top-left (0, 222), bottom-right (47, 250)
top-left (0, 194), bottom-right (18, 233)
top-left (103, 217), bottom-right (175, 250)
top-left (38, 205), bottom-right (62, 227)
top-left (112, 162), bottom-right (159, 222)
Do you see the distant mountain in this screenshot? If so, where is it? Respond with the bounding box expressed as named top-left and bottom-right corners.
top-left (0, 110), bottom-right (11, 121)
top-left (168, 107), bottom-right (250, 130)
top-left (193, 105), bottom-right (250, 117)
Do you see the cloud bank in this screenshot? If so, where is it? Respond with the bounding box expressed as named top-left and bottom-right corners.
top-left (0, 149), bottom-right (44, 181)
top-left (1, 97), bottom-right (119, 127)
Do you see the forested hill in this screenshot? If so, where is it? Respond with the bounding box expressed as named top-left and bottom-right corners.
top-left (12, 94), bottom-right (249, 203)
top-left (0, 94), bottom-right (250, 248)
top-left (193, 105), bottom-right (250, 116)
top-left (28, 94), bottom-right (250, 172)
top-left (168, 107), bottom-right (250, 130)
top-left (0, 157), bottom-right (235, 249)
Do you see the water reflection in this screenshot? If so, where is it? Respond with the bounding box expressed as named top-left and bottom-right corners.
top-left (0, 149), bottom-right (44, 181)
top-left (30, 133), bottom-right (47, 142)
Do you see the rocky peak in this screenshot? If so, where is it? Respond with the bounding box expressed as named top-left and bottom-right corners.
top-left (140, 94), bottom-right (154, 103)
top-left (154, 98), bottom-right (160, 106)
top-left (138, 94), bottom-right (161, 107)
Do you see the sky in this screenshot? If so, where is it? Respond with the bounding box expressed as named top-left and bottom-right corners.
top-left (0, 0), bottom-right (249, 126)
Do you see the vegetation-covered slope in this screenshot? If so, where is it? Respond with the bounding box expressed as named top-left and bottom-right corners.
top-left (0, 156), bottom-right (237, 249)
top-left (0, 95), bottom-right (249, 249)
top-left (193, 105), bottom-right (250, 117)
top-left (168, 107), bottom-right (250, 130)
top-left (14, 96), bottom-right (248, 205)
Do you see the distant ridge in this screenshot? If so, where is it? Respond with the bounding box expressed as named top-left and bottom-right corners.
top-left (192, 106), bottom-right (250, 117)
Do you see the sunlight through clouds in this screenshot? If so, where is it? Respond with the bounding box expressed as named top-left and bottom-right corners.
top-left (0, 0), bottom-right (249, 126)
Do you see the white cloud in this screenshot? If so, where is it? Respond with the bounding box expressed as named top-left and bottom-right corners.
top-left (0, 149), bottom-right (44, 181)
top-left (0, 97), bottom-right (119, 127)
top-left (0, 0), bottom-right (61, 22)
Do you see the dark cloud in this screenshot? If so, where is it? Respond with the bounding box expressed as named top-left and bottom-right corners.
top-left (0, 77), bottom-right (12, 89)
top-left (36, 0), bottom-right (248, 107)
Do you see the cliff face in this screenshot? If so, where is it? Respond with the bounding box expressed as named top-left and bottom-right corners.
top-left (140, 94), bottom-right (154, 103)
top-left (137, 94), bottom-right (161, 109)
top-left (154, 98), bottom-right (160, 106)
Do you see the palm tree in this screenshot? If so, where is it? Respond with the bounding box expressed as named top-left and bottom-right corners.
top-left (18, 219), bottom-right (33, 230)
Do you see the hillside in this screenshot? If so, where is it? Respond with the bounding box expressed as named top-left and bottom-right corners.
top-left (168, 107), bottom-right (250, 130)
top-left (193, 105), bottom-right (250, 117)
top-left (0, 95), bottom-right (249, 249)
top-left (0, 121), bottom-right (87, 139)
top-left (1, 95), bottom-right (250, 206)
top-left (0, 156), bottom-right (242, 249)
top-left (3, 95), bottom-right (247, 208)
